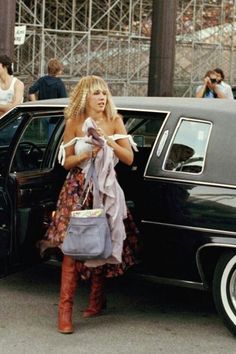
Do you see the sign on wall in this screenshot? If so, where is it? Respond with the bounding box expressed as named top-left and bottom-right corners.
top-left (14, 25), bottom-right (26, 45)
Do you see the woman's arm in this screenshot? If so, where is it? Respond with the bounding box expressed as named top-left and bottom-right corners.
top-left (105, 116), bottom-right (134, 166)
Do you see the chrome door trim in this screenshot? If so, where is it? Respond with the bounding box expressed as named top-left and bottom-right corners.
top-left (141, 220), bottom-right (236, 237)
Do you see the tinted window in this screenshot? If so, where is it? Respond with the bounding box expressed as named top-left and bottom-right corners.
top-left (0, 114), bottom-right (25, 174)
top-left (164, 119), bottom-right (211, 174)
top-left (11, 115), bottom-right (63, 173)
top-left (0, 114), bottom-right (23, 146)
top-left (124, 112), bottom-right (166, 147)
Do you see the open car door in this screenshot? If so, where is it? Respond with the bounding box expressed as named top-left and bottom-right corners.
top-left (0, 108), bottom-right (66, 274)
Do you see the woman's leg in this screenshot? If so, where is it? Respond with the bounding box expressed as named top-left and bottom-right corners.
top-left (83, 269), bottom-right (106, 318)
top-left (58, 255), bottom-right (78, 333)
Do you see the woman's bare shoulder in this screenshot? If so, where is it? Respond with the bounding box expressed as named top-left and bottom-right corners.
top-left (114, 113), bottom-right (126, 134)
top-left (65, 116), bottom-right (80, 127)
top-left (115, 113), bottom-right (123, 121)
top-left (112, 113), bottom-right (123, 126)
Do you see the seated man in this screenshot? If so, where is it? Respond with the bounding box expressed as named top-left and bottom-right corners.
top-left (165, 144), bottom-right (194, 171)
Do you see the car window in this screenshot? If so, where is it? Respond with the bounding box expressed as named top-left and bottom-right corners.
top-left (124, 112), bottom-right (167, 147)
top-left (163, 118), bottom-right (211, 174)
top-left (11, 114), bottom-right (64, 173)
top-left (0, 114), bottom-right (24, 146)
top-left (0, 113), bottom-right (25, 175)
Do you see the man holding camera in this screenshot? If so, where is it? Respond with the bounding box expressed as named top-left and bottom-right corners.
top-left (195, 70), bottom-right (226, 98)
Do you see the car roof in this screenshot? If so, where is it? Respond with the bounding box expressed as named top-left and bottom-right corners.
top-left (20, 96), bottom-right (236, 118)
top-left (21, 98), bottom-right (69, 107)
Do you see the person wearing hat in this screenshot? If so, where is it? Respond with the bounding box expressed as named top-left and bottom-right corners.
top-left (0, 55), bottom-right (24, 118)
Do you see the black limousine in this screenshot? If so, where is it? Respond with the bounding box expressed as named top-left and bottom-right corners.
top-left (1, 96), bottom-right (236, 335)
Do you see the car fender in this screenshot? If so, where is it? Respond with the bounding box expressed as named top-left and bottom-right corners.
top-left (196, 242), bottom-right (236, 289)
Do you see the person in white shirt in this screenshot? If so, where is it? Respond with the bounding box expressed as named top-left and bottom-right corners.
top-left (195, 70), bottom-right (226, 99)
top-left (214, 67), bottom-right (234, 99)
top-left (0, 55), bottom-right (24, 117)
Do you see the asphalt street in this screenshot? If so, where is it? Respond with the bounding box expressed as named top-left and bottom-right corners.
top-left (0, 263), bottom-right (236, 354)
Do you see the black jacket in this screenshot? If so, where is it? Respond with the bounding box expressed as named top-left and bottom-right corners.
top-left (28, 75), bottom-right (67, 99)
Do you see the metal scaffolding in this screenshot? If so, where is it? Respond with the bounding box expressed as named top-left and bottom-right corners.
top-left (15, 0), bottom-right (152, 96)
top-left (176, 0), bottom-right (236, 96)
top-left (15, 0), bottom-right (236, 97)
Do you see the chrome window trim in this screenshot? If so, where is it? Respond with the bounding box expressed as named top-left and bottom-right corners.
top-left (156, 129), bottom-right (169, 157)
top-left (162, 117), bottom-right (212, 175)
top-left (142, 112), bottom-right (171, 171)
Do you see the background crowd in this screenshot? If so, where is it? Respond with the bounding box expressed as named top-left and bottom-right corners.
top-left (0, 55), bottom-right (235, 119)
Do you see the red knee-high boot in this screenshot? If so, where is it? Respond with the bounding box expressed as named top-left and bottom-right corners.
top-left (83, 271), bottom-right (106, 318)
top-left (58, 256), bottom-right (78, 334)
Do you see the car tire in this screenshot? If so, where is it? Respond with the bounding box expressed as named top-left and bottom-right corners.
top-left (213, 251), bottom-right (236, 336)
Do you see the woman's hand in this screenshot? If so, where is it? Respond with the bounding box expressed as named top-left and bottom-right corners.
top-left (90, 145), bottom-right (101, 159)
top-left (81, 145), bottom-right (101, 162)
top-left (96, 127), bottom-right (114, 148)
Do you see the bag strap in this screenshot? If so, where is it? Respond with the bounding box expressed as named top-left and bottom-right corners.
top-left (90, 161), bottom-right (103, 208)
top-left (77, 158), bottom-right (102, 208)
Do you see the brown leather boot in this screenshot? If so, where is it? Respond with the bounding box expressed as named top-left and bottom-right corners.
top-left (83, 271), bottom-right (106, 318)
top-left (58, 256), bottom-right (78, 334)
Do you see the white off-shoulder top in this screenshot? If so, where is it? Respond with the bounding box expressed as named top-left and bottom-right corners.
top-left (58, 134), bottom-right (138, 167)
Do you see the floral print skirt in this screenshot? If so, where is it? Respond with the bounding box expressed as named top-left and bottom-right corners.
top-left (40, 168), bottom-right (140, 280)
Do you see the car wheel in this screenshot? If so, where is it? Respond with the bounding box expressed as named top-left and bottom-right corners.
top-left (213, 251), bottom-right (236, 335)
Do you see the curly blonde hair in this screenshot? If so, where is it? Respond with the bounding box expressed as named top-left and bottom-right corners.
top-left (64, 75), bottom-right (117, 120)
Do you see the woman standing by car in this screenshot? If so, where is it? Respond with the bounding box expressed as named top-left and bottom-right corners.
top-left (0, 55), bottom-right (24, 118)
top-left (39, 75), bottom-right (139, 334)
